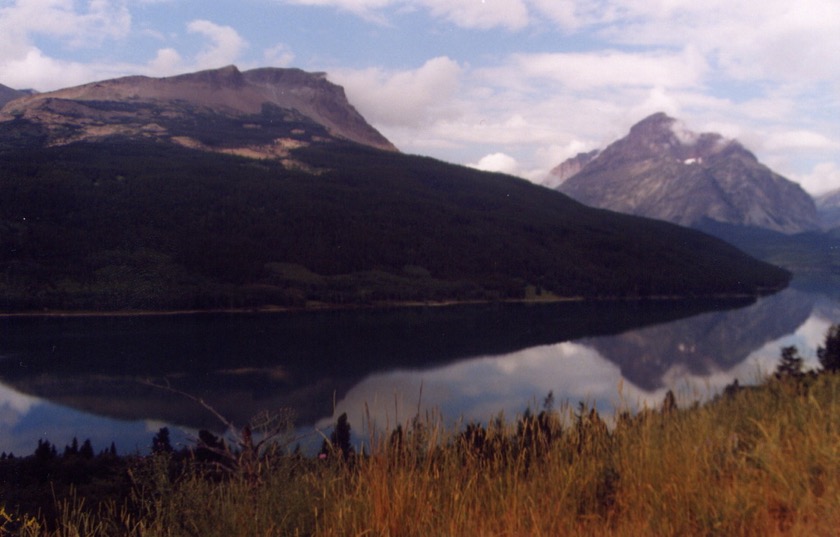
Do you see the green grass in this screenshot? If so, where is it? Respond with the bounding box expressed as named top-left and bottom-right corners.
top-left (3, 372), bottom-right (839, 536)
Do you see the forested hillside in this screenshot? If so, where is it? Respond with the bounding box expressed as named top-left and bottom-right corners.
top-left (0, 138), bottom-right (789, 311)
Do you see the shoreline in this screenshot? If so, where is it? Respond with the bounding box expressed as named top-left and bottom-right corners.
top-left (0, 292), bottom-right (768, 319)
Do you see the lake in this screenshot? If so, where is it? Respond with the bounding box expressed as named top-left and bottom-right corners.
top-left (1, 284), bottom-right (838, 456)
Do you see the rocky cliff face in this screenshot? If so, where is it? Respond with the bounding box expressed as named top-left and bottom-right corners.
top-left (556, 113), bottom-right (819, 234)
top-left (0, 65), bottom-right (396, 158)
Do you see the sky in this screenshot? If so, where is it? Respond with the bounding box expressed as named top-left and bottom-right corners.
top-left (0, 0), bottom-right (838, 194)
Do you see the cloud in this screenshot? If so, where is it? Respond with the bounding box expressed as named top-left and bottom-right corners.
top-left (0, 0), bottom-right (132, 49)
top-left (147, 47), bottom-right (184, 75)
top-left (593, 0), bottom-right (840, 85)
top-left (504, 47), bottom-right (709, 90)
top-left (263, 43), bottom-right (296, 67)
top-left (0, 0), bottom-right (133, 87)
top-left (187, 19), bottom-right (248, 70)
top-left (329, 56), bottom-right (462, 128)
top-left (0, 381), bottom-right (39, 427)
top-left (797, 162), bottom-right (840, 196)
top-left (281, 0), bottom-right (530, 29)
top-left (528, 0), bottom-right (582, 30)
top-left (764, 130), bottom-right (836, 152)
top-left (417, 0), bottom-right (530, 30)
top-left (468, 152), bottom-right (520, 175)
top-left (278, 0), bottom-right (394, 23)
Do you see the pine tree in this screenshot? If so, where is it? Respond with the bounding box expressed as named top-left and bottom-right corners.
top-left (818, 324), bottom-right (840, 373)
top-left (152, 427), bottom-right (174, 454)
top-left (321, 412), bottom-right (354, 461)
top-left (775, 346), bottom-right (805, 380)
top-left (80, 439), bottom-right (94, 460)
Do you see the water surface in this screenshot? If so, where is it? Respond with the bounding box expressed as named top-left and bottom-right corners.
top-left (1, 287), bottom-right (836, 456)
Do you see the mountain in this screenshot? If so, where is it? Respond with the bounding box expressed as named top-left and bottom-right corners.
top-left (0, 68), bottom-right (789, 312)
top-left (0, 83), bottom-right (27, 107)
top-left (556, 113), bottom-right (819, 234)
top-left (815, 188), bottom-right (840, 229)
top-left (0, 65), bottom-right (395, 154)
top-left (543, 149), bottom-right (599, 189)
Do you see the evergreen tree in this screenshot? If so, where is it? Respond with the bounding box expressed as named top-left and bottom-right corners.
top-left (152, 427), bottom-right (174, 454)
top-left (817, 324), bottom-right (840, 373)
top-left (321, 412), bottom-right (354, 461)
top-left (775, 346), bottom-right (805, 380)
top-left (34, 439), bottom-right (57, 462)
top-left (64, 437), bottom-right (79, 457)
top-left (79, 439), bottom-right (95, 460)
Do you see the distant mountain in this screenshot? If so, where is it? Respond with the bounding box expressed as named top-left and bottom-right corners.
top-left (556, 113), bottom-right (819, 234)
top-left (0, 69), bottom-right (789, 311)
top-left (0, 65), bottom-right (396, 153)
top-left (543, 149), bottom-right (599, 189)
top-left (815, 188), bottom-right (840, 230)
top-left (0, 83), bottom-right (27, 107)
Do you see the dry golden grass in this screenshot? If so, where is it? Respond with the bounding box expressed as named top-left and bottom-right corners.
top-left (18, 374), bottom-right (840, 537)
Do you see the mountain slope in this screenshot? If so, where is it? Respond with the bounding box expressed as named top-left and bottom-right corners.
top-left (0, 70), bottom-right (790, 311)
top-left (0, 83), bottom-right (26, 107)
top-left (0, 140), bottom-right (790, 311)
top-left (556, 113), bottom-right (818, 234)
top-left (815, 188), bottom-right (840, 230)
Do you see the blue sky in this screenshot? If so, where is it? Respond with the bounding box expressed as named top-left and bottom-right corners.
top-left (1, 0), bottom-right (838, 193)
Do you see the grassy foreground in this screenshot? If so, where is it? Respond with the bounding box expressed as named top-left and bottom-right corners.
top-left (2, 373), bottom-right (840, 536)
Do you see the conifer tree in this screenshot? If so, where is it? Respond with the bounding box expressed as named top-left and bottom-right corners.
top-left (818, 324), bottom-right (840, 373)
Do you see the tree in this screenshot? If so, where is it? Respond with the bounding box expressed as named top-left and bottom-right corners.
top-left (34, 439), bottom-right (57, 462)
top-left (152, 427), bottom-right (174, 454)
top-left (64, 437), bottom-right (79, 457)
top-left (79, 439), bottom-right (94, 460)
top-left (321, 412), bottom-right (354, 461)
top-left (775, 346), bottom-right (805, 380)
top-left (817, 324), bottom-right (840, 373)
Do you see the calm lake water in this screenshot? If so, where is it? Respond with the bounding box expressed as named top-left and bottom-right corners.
top-left (1, 284), bottom-right (838, 456)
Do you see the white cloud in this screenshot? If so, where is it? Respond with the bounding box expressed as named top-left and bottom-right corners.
top-left (0, 382), bottom-right (39, 427)
top-left (279, 0), bottom-right (394, 23)
top-left (0, 0), bottom-right (132, 48)
top-left (329, 56), bottom-right (462, 128)
top-left (263, 43), bottom-right (296, 67)
top-left (147, 47), bottom-right (184, 75)
top-left (0, 48), bottom-right (102, 89)
top-left (419, 0), bottom-right (530, 30)
top-left (592, 0), bottom-right (840, 85)
top-left (187, 19), bottom-right (248, 70)
top-left (0, 0), bottom-right (133, 87)
top-left (282, 0), bottom-right (530, 29)
top-left (764, 130), bottom-right (836, 152)
top-left (528, 0), bottom-right (581, 30)
top-left (505, 46), bottom-right (708, 90)
top-left (797, 162), bottom-right (840, 196)
top-left (468, 152), bottom-right (520, 175)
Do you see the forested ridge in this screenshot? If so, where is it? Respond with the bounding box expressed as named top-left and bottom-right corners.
top-left (0, 134), bottom-right (789, 311)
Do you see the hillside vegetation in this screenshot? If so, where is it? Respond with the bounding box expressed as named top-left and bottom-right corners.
top-left (0, 137), bottom-right (788, 312)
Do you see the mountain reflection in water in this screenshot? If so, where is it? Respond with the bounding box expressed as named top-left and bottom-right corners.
top-left (1, 287), bottom-right (837, 455)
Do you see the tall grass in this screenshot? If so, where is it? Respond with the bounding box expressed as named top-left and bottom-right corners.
top-left (14, 374), bottom-right (840, 536)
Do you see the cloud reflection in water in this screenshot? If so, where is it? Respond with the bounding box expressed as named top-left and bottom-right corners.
top-left (321, 309), bottom-right (833, 435)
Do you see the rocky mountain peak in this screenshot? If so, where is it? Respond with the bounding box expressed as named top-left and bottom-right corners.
top-left (0, 66), bottom-right (397, 156)
top-left (555, 113), bottom-right (818, 234)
